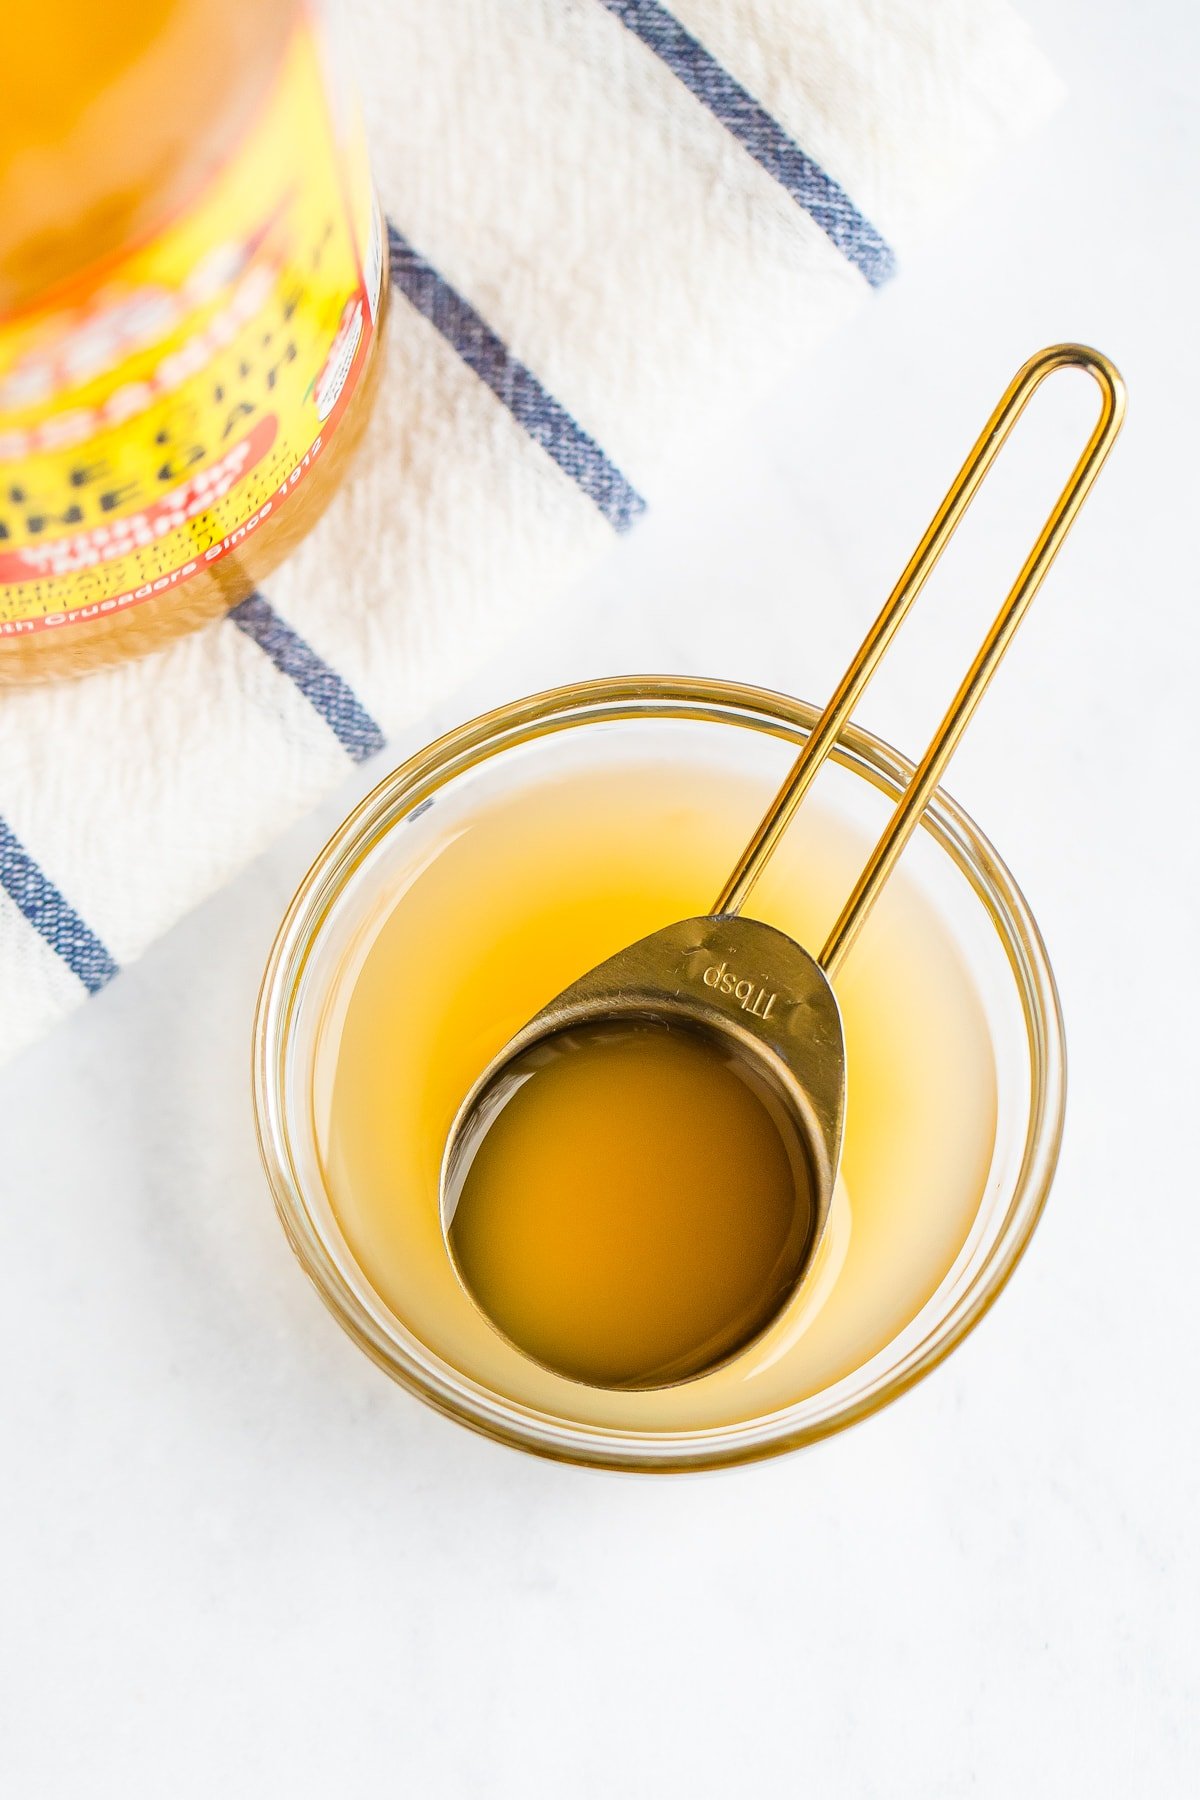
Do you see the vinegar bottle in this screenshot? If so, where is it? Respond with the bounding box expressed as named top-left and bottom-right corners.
top-left (0, 0), bottom-right (387, 681)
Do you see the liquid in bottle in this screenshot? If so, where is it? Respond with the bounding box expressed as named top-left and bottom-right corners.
top-left (0, 0), bottom-right (385, 680)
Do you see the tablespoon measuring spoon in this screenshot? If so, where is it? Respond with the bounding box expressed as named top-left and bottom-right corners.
top-left (440, 344), bottom-right (1125, 1388)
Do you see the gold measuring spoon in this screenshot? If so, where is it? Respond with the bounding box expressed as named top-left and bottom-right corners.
top-left (441, 343), bottom-right (1126, 1388)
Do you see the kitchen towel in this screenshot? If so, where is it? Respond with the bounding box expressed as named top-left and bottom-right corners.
top-left (0, 0), bottom-right (1059, 1064)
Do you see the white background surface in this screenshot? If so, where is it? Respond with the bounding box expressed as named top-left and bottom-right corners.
top-left (2, 2), bottom-right (1197, 1793)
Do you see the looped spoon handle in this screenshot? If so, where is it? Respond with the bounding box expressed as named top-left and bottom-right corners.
top-left (712, 343), bottom-right (1126, 975)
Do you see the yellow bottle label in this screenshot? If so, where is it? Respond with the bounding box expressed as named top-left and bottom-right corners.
top-left (0, 16), bottom-right (382, 635)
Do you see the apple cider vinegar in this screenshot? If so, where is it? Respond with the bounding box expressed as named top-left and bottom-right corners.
top-left (448, 1017), bottom-right (819, 1389)
top-left (0, 1), bottom-right (385, 680)
top-left (316, 752), bottom-right (999, 1433)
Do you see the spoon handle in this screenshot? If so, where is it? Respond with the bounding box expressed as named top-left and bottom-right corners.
top-left (712, 343), bottom-right (1125, 974)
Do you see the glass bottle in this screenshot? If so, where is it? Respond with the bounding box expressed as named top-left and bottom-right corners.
top-left (0, 0), bottom-right (387, 680)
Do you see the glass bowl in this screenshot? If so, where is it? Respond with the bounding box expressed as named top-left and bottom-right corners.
top-left (252, 677), bottom-right (1064, 1472)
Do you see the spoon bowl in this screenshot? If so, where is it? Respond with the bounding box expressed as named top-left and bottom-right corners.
top-left (441, 914), bottom-right (846, 1382)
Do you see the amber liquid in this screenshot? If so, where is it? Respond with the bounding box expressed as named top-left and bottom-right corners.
top-left (318, 755), bottom-right (999, 1434)
top-left (0, 0), bottom-right (383, 681)
top-left (448, 1019), bottom-right (817, 1388)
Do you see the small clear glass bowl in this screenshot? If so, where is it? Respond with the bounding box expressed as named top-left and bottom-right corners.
top-left (252, 678), bottom-right (1064, 1472)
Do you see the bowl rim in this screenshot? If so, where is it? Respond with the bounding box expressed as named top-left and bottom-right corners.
top-left (252, 675), bottom-right (1066, 1473)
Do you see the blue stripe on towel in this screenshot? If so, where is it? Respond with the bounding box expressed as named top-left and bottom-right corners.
top-left (229, 592), bottom-right (385, 763)
top-left (387, 223), bottom-right (647, 531)
top-left (0, 817), bottom-right (119, 995)
top-left (599, 0), bottom-right (896, 287)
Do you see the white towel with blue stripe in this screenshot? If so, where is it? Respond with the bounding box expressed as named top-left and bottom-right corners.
top-left (0, 0), bottom-right (1059, 1065)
